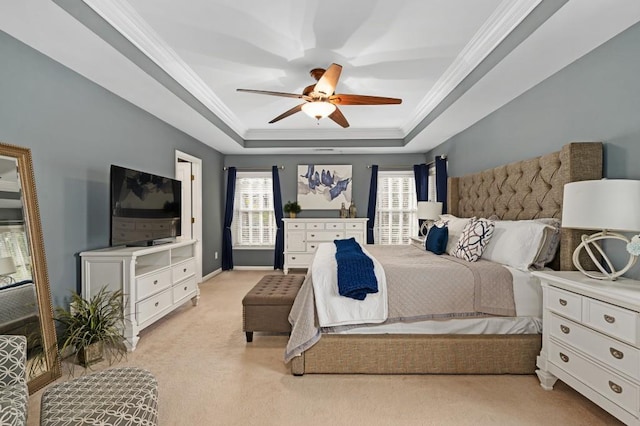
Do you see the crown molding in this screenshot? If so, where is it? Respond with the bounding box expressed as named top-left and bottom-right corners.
top-left (243, 127), bottom-right (405, 141)
top-left (401, 0), bottom-right (542, 134)
top-left (82, 0), bottom-right (247, 136)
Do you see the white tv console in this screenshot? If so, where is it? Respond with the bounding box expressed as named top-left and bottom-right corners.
top-left (80, 239), bottom-right (199, 351)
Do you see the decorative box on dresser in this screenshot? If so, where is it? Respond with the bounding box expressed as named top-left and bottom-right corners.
top-left (534, 270), bottom-right (640, 425)
top-left (80, 239), bottom-right (199, 351)
top-left (282, 218), bottom-right (367, 274)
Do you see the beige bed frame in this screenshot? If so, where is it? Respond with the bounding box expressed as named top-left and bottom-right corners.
top-left (290, 142), bottom-right (603, 375)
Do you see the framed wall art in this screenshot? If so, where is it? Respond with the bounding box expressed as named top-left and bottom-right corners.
top-left (297, 164), bottom-right (352, 210)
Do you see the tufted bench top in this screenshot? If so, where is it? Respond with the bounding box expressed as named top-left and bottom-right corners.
top-left (242, 274), bottom-right (305, 306)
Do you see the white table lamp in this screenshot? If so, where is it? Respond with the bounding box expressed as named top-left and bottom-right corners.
top-left (562, 179), bottom-right (640, 280)
top-left (417, 201), bottom-right (443, 236)
top-left (0, 256), bottom-right (17, 284)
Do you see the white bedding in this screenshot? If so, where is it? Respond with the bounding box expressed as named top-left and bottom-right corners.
top-left (312, 243), bottom-right (388, 327)
top-left (333, 264), bottom-right (543, 336)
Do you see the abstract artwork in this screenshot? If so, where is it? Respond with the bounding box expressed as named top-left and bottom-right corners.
top-left (297, 164), bottom-right (352, 210)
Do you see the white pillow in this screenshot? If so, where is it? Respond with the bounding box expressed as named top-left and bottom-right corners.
top-left (438, 214), bottom-right (472, 255)
top-left (481, 220), bottom-right (549, 271)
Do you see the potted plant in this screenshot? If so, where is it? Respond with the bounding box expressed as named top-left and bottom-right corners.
top-left (55, 286), bottom-right (127, 368)
top-left (283, 200), bottom-right (301, 218)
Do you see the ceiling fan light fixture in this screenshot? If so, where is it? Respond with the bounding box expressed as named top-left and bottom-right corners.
top-left (302, 101), bottom-right (336, 120)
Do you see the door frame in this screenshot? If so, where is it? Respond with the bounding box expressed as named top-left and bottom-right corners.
top-left (175, 150), bottom-right (203, 285)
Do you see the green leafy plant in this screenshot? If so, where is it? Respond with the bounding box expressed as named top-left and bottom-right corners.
top-left (55, 286), bottom-right (127, 369)
top-left (283, 200), bottom-right (301, 215)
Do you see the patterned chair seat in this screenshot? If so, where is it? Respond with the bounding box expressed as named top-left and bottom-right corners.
top-left (0, 335), bottom-right (28, 426)
top-left (40, 367), bottom-right (158, 426)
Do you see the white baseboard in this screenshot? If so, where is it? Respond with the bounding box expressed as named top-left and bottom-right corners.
top-left (202, 268), bottom-right (222, 282)
top-left (233, 266), bottom-right (276, 271)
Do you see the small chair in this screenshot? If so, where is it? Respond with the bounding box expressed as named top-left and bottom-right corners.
top-left (40, 367), bottom-right (158, 426)
top-left (0, 335), bottom-right (28, 426)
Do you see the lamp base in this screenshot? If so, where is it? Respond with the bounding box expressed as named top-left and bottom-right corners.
top-left (572, 231), bottom-right (638, 280)
top-left (419, 221), bottom-right (432, 237)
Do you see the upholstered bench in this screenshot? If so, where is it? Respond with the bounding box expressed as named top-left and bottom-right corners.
top-left (242, 274), bottom-right (305, 342)
top-left (40, 367), bottom-right (158, 426)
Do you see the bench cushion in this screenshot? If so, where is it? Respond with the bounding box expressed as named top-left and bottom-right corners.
top-left (242, 274), bottom-right (304, 306)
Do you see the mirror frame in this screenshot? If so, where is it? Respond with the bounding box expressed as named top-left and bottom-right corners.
top-left (0, 142), bottom-right (60, 392)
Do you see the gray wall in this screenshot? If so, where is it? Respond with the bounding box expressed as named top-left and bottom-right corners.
top-left (426, 21), bottom-right (640, 279)
top-left (224, 153), bottom-right (425, 266)
top-left (0, 31), bottom-right (224, 305)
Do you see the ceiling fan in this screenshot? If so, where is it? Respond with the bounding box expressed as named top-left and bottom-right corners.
top-left (237, 63), bottom-right (402, 128)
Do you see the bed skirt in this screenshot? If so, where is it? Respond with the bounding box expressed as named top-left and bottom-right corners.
top-left (290, 333), bottom-right (541, 375)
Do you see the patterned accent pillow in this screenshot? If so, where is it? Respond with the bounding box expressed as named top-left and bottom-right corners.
top-left (453, 217), bottom-right (495, 262)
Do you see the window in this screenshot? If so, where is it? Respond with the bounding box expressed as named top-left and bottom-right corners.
top-left (375, 171), bottom-right (418, 244)
top-left (232, 172), bottom-right (277, 248)
top-left (0, 225), bottom-right (31, 281)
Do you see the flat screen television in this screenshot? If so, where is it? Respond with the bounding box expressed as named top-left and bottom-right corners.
top-left (110, 165), bottom-right (182, 246)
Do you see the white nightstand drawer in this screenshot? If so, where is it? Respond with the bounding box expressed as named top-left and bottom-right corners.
top-left (286, 222), bottom-right (305, 230)
top-left (137, 269), bottom-right (171, 299)
top-left (547, 286), bottom-right (582, 322)
top-left (549, 341), bottom-right (639, 415)
top-left (286, 253), bottom-right (313, 266)
top-left (550, 313), bottom-right (640, 378)
top-left (137, 288), bottom-right (172, 325)
top-left (583, 298), bottom-right (639, 345)
top-left (306, 231), bottom-right (344, 241)
top-left (325, 222), bottom-right (345, 230)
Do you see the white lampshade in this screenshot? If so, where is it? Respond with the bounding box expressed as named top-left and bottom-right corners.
top-left (562, 179), bottom-right (640, 231)
top-left (301, 101), bottom-right (336, 120)
top-left (0, 256), bottom-right (16, 276)
top-left (417, 201), bottom-right (443, 220)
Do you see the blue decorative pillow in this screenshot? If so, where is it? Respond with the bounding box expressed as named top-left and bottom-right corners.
top-left (425, 225), bottom-right (448, 255)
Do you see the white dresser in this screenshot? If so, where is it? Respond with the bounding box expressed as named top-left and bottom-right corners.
top-left (534, 270), bottom-right (640, 425)
top-left (80, 239), bottom-right (199, 351)
top-left (282, 218), bottom-right (367, 274)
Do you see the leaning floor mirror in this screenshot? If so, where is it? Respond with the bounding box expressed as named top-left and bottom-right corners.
top-left (0, 142), bottom-right (60, 392)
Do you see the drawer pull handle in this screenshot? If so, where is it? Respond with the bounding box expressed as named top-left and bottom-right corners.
top-left (310, 234), bottom-right (315, 237)
top-left (609, 381), bottom-right (623, 394)
top-left (559, 299), bottom-right (567, 306)
top-left (560, 325), bottom-right (570, 334)
top-left (335, 234), bottom-right (341, 237)
top-left (291, 257), bottom-right (296, 260)
top-left (610, 347), bottom-right (624, 360)
top-left (183, 268), bottom-right (187, 273)
top-left (153, 280), bottom-right (158, 285)
top-left (154, 302), bottom-right (159, 307)
top-left (184, 286), bottom-right (188, 291)
top-left (559, 352), bottom-right (569, 363)
top-left (604, 314), bottom-right (616, 324)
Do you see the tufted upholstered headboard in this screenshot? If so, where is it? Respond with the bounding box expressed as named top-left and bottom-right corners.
top-left (447, 142), bottom-right (603, 271)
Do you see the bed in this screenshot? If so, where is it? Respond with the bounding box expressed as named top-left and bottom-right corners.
top-left (286, 142), bottom-right (603, 375)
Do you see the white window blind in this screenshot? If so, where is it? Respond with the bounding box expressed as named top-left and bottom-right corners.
top-left (232, 172), bottom-right (277, 247)
top-left (0, 224), bottom-right (31, 281)
top-left (375, 171), bottom-right (418, 245)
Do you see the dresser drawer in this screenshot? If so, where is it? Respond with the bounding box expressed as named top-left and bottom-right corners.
top-left (583, 298), bottom-right (639, 346)
top-left (325, 222), bottom-right (345, 230)
top-left (286, 253), bottom-right (313, 266)
top-left (306, 242), bottom-right (321, 252)
top-left (173, 259), bottom-right (196, 284)
top-left (137, 269), bottom-right (171, 299)
top-left (172, 277), bottom-right (198, 304)
top-left (549, 341), bottom-right (639, 415)
top-left (345, 222), bottom-right (364, 230)
top-left (547, 286), bottom-right (582, 322)
top-left (306, 231), bottom-right (344, 241)
top-left (137, 288), bottom-right (172, 325)
top-left (286, 221), bottom-right (305, 230)
top-left (306, 222), bottom-right (324, 230)
top-left (550, 313), bottom-right (640, 378)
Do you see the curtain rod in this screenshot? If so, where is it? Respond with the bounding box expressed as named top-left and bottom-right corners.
top-left (223, 165), bottom-right (284, 171)
top-left (367, 155), bottom-right (446, 169)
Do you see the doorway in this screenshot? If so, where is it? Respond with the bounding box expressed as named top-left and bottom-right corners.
top-left (175, 150), bottom-right (203, 285)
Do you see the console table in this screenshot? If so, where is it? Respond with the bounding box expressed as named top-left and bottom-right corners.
top-left (282, 218), bottom-right (367, 274)
top-left (534, 270), bottom-right (640, 425)
top-left (80, 239), bottom-right (198, 351)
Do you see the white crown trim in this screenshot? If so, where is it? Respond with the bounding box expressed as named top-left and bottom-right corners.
top-left (82, 0), bottom-right (247, 135)
top-left (243, 127), bottom-right (404, 141)
top-left (401, 0), bottom-right (542, 134)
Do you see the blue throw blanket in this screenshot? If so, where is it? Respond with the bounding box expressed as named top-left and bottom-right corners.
top-left (334, 238), bottom-right (378, 300)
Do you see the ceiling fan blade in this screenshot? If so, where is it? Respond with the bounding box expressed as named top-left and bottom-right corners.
top-left (313, 63), bottom-right (342, 96)
top-left (268, 104), bottom-right (305, 124)
top-left (328, 107), bottom-right (349, 128)
top-left (237, 88), bottom-right (311, 101)
top-left (329, 94), bottom-right (402, 105)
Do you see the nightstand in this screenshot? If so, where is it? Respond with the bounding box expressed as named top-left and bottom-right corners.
top-left (409, 236), bottom-right (425, 248)
top-left (533, 270), bottom-right (640, 425)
